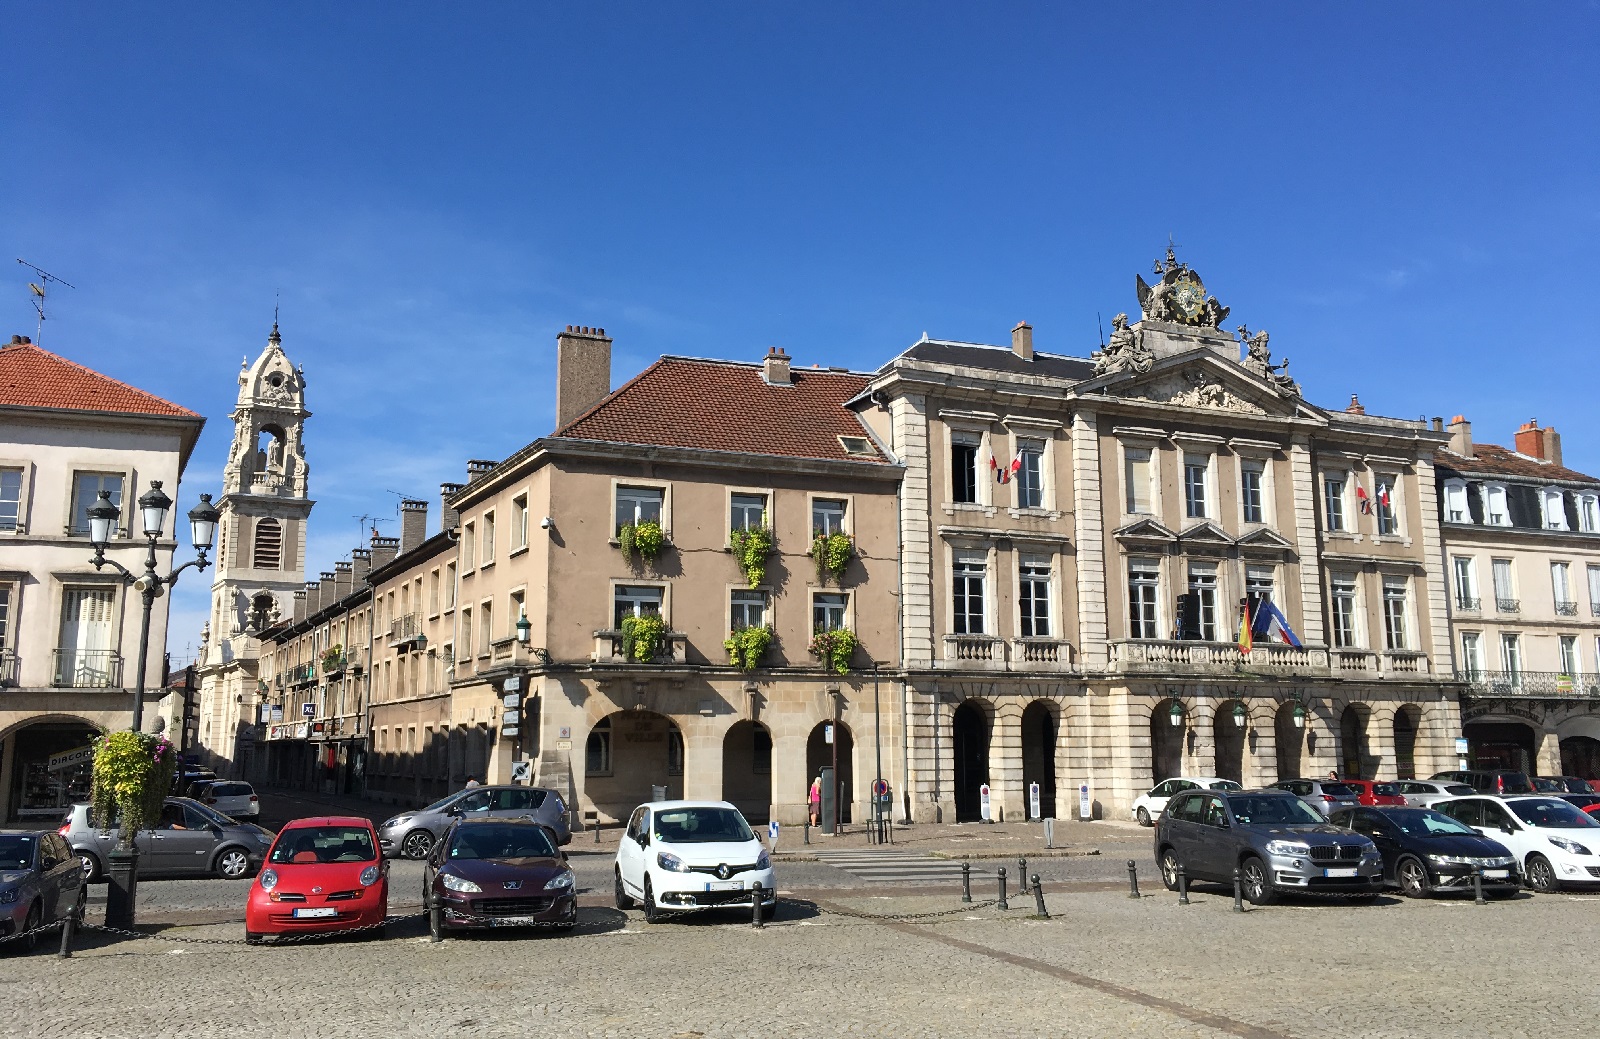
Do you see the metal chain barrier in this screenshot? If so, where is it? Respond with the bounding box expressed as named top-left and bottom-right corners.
top-left (77, 910), bottom-right (430, 947)
top-left (0, 917), bottom-right (69, 947)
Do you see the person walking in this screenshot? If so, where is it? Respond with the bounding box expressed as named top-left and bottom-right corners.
top-left (464, 776), bottom-right (481, 789)
top-left (808, 775), bottom-right (822, 826)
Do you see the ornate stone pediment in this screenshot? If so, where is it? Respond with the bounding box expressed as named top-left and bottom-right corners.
top-left (1113, 518), bottom-right (1178, 546)
top-left (1122, 368), bottom-right (1266, 415)
top-left (1236, 527), bottom-right (1297, 557)
top-left (1177, 521), bottom-right (1232, 545)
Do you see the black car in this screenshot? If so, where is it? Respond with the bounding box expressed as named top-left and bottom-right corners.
top-left (1329, 806), bottom-right (1521, 898)
top-left (423, 818), bottom-right (577, 934)
top-left (1555, 792), bottom-right (1600, 812)
top-left (1429, 770), bottom-right (1535, 796)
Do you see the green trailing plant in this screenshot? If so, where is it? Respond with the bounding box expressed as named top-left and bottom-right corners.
top-left (723, 624), bottom-right (774, 672)
top-left (321, 643), bottom-right (343, 672)
top-left (728, 522), bottom-right (774, 589)
top-left (809, 627), bottom-right (859, 675)
top-left (90, 730), bottom-right (177, 844)
top-left (618, 520), bottom-right (667, 563)
top-left (620, 613), bottom-right (667, 662)
top-left (812, 531), bottom-right (854, 584)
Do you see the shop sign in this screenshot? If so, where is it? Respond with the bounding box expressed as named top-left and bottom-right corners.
top-left (47, 745), bottom-right (95, 773)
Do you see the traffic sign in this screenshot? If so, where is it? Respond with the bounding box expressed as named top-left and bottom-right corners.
top-left (501, 725), bottom-right (520, 738)
top-left (510, 760), bottom-right (532, 784)
top-left (768, 820), bottom-right (780, 848)
top-left (502, 692), bottom-right (520, 709)
top-left (1029, 781), bottom-right (1041, 821)
top-left (504, 676), bottom-right (521, 692)
top-left (824, 723), bottom-right (834, 744)
top-left (300, 702), bottom-right (314, 717)
top-left (501, 710), bottom-right (520, 726)
top-left (979, 783), bottom-right (992, 823)
top-left (1078, 782), bottom-right (1092, 821)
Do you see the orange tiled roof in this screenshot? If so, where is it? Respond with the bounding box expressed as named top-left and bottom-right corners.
top-left (0, 339), bottom-right (198, 418)
top-left (556, 357), bottom-right (888, 464)
top-left (1435, 443), bottom-right (1600, 485)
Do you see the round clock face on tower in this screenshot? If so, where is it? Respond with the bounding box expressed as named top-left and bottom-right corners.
top-left (1170, 274), bottom-right (1206, 323)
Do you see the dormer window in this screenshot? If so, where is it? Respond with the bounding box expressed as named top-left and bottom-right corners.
top-left (1484, 483), bottom-right (1510, 527)
top-left (1580, 493), bottom-right (1600, 533)
top-left (1541, 487), bottom-right (1569, 531)
top-left (1442, 479), bottom-right (1470, 524)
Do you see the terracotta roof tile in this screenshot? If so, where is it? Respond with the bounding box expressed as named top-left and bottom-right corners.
top-left (0, 340), bottom-right (198, 418)
top-left (1435, 443), bottom-right (1600, 485)
top-left (556, 357), bottom-right (888, 463)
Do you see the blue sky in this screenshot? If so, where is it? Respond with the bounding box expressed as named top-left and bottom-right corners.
top-left (4, 4), bottom-right (1597, 654)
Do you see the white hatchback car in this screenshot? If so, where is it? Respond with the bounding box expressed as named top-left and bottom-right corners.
top-left (613, 800), bottom-right (775, 922)
top-left (199, 781), bottom-right (260, 820)
top-left (1131, 778), bottom-right (1243, 826)
top-left (1434, 795), bottom-right (1600, 892)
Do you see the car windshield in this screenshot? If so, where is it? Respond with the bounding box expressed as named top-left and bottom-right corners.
top-left (1445, 785), bottom-right (1474, 795)
top-left (1211, 781), bottom-right (1244, 791)
top-left (1509, 799), bottom-right (1600, 829)
top-left (0, 835), bottom-right (35, 869)
top-left (1534, 778), bottom-right (1564, 791)
top-left (1227, 796), bottom-right (1326, 826)
top-left (270, 826), bottom-right (378, 863)
top-left (1321, 783), bottom-right (1360, 796)
top-left (653, 807), bottom-right (755, 844)
top-left (1372, 783), bottom-right (1400, 796)
top-left (1386, 809), bottom-right (1476, 837)
top-left (186, 801), bottom-right (237, 826)
top-left (448, 825), bottom-right (556, 860)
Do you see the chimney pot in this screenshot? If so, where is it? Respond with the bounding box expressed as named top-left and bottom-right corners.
top-left (1011, 321), bottom-right (1034, 361)
top-left (762, 346), bottom-right (792, 386)
top-left (1514, 418), bottom-right (1562, 465)
top-left (1446, 415), bottom-right (1473, 458)
top-left (1431, 416), bottom-right (1444, 432)
top-left (440, 482), bottom-right (465, 531)
top-left (1346, 394), bottom-right (1366, 415)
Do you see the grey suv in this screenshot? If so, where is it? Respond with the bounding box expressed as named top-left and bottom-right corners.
top-left (1154, 788), bottom-right (1383, 905)
top-left (62, 798), bottom-right (275, 881)
top-left (379, 785), bottom-right (571, 860)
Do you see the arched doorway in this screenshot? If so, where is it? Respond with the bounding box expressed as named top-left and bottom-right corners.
top-left (1150, 699), bottom-right (1185, 786)
top-left (1274, 702), bottom-right (1304, 781)
top-left (1393, 706), bottom-right (1421, 780)
top-left (806, 721), bottom-right (855, 824)
top-left (1340, 704), bottom-right (1371, 778)
top-left (952, 701), bottom-right (990, 822)
top-left (1561, 736), bottom-right (1600, 780)
top-left (1214, 700), bottom-right (1247, 785)
top-left (1465, 720), bottom-right (1537, 773)
top-left (722, 721), bottom-right (773, 824)
top-left (1020, 701), bottom-right (1058, 819)
top-left (4, 718), bottom-right (102, 821)
top-left (584, 710), bottom-right (683, 822)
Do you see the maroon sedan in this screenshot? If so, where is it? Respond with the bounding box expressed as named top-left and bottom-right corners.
top-left (423, 818), bottom-right (576, 934)
top-left (1340, 780), bottom-right (1406, 807)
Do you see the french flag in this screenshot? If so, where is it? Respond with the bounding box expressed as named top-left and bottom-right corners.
top-left (1252, 600), bottom-right (1303, 648)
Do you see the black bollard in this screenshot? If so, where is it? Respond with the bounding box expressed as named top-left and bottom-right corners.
top-left (57, 900), bottom-right (76, 960)
top-left (1177, 863), bottom-right (1190, 905)
top-left (595, 822), bottom-right (601, 845)
top-left (961, 860), bottom-right (972, 903)
top-left (1232, 866), bottom-right (1244, 913)
top-left (1031, 873), bottom-right (1048, 919)
top-left (1126, 859), bottom-right (1141, 900)
top-left (997, 867), bottom-right (1009, 910)
top-left (804, 820), bottom-right (811, 845)
top-left (752, 883), bottom-right (765, 929)
top-left (1472, 866), bottom-right (1485, 905)
top-left (429, 901), bottom-right (443, 943)
top-left (1018, 857), bottom-right (1028, 892)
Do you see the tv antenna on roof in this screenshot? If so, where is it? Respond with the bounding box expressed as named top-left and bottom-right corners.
top-left (355, 513), bottom-right (390, 546)
top-left (16, 259), bottom-right (76, 345)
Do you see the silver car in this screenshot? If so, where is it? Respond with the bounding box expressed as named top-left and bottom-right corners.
top-left (379, 785), bottom-right (571, 860)
top-left (0, 830), bottom-right (85, 952)
top-left (1394, 780), bottom-right (1476, 809)
top-left (196, 780), bottom-right (260, 820)
top-left (62, 798), bottom-right (275, 881)
top-left (1273, 779), bottom-right (1363, 817)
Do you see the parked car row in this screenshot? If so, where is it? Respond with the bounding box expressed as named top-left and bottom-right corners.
top-left (0, 829), bottom-right (87, 953)
top-left (60, 798), bottom-right (275, 881)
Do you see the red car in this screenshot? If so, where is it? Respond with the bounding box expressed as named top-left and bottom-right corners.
top-left (246, 816), bottom-right (388, 944)
top-left (1339, 780), bottom-right (1406, 807)
top-left (1586, 804), bottom-right (1600, 819)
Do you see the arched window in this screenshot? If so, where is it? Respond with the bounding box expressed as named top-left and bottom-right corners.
top-left (253, 518), bottom-right (282, 570)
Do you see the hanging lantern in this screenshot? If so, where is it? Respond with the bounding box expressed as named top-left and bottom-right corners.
top-left (1168, 700), bottom-right (1184, 727)
top-left (1232, 702), bottom-right (1247, 727)
top-left (1292, 702), bottom-right (1307, 729)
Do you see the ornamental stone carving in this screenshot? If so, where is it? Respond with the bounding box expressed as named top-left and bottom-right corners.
top-left (1124, 370), bottom-right (1266, 415)
top-left (1090, 313), bottom-right (1155, 377)
top-left (1135, 246), bottom-right (1229, 329)
top-left (1236, 324), bottom-right (1301, 397)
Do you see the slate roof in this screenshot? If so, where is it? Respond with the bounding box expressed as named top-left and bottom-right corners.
top-left (1435, 444), bottom-right (1600, 486)
top-left (0, 339), bottom-right (199, 418)
top-left (555, 357), bottom-right (889, 464)
top-left (899, 340), bottom-right (1096, 382)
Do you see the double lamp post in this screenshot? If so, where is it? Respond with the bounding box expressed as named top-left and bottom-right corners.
top-left (86, 481), bottom-right (220, 927)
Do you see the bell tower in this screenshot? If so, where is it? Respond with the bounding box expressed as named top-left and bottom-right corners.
top-left (194, 323), bottom-right (315, 772)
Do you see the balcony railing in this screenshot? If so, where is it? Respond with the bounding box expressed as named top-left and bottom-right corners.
top-left (593, 630), bottom-right (688, 665)
top-left (1331, 648), bottom-right (1376, 672)
top-left (1012, 637), bottom-right (1076, 670)
top-left (0, 649), bottom-right (15, 686)
top-left (388, 613), bottom-right (425, 648)
top-left (1496, 598), bottom-right (1520, 613)
top-left (1555, 600), bottom-right (1579, 617)
top-left (288, 662), bottom-right (318, 687)
top-left (1109, 640), bottom-right (1429, 677)
top-left (1455, 596), bottom-right (1481, 611)
top-left (933, 635), bottom-right (1076, 671)
top-left (52, 649), bottom-right (123, 689)
top-left (1458, 670), bottom-right (1600, 698)
top-left (943, 634), bottom-right (1004, 667)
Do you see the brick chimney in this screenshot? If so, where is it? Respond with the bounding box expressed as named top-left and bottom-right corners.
top-left (316, 573), bottom-right (336, 613)
top-left (1011, 321), bottom-right (1033, 361)
top-left (1346, 394), bottom-right (1366, 415)
top-left (292, 589), bottom-right (307, 624)
top-left (555, 325), bottom-right (613, 429)
top-left (439, 483), bottom-right (464, 531)
top-left (333, 560), bottom-right (353, 600)
top-left (369, 533), bottom-right (399, 570)
top-left (762, 346), bottom-right (792, 386)
top-left (1515, 418), bottom-right (1562, 466)
top-left (465, 460), bottom-right (497, 484)
top-left (399, 499), bottom-right (429, 554)
top-left (1447, 415), bottom-right (1473, 458)
top-left (351, 548), bottom-right (372, 585)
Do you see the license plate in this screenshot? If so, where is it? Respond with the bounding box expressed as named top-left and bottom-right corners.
top-left (1483, 869), bottom-right (1510, 879)
top-left (488, 916), bottom-right (545, 927)
top-left (1323, 868), bottom-right (1359, 878)
top-left (705, 880), bottom-right (743, 892)
top-left (291, 907), bottom-right (338, 919)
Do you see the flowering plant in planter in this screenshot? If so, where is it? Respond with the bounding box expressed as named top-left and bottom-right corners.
top-left (321, 643), bottom-right (344, 672)
top-left (812, 531), bottom-right (853, 584)
top-left (724, 624), bottom-right (774, 672)
top-left (809, 627), bottom-right (859, 675)
top-left (620, 613), bottom-right (667, 662)
top-left (91, 730), bottom-right (178, 844)
top-left (728, 523), bottom-right (774, 589)
top-left (618, 520), bottom-right (667, 564)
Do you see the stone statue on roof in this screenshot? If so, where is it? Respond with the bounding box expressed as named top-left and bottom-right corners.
top-left (1091, 313), bottom-right (1155, 377)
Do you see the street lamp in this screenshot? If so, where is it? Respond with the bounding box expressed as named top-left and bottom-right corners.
top-left (1168, 700), bottom-right (1185, 727)
top-left (516, 608), bottom-right (531, 645)
top-left (1291, 702), bottom-right (1307, 729)
top-left (1232, 702), bottom-right (1248, 727)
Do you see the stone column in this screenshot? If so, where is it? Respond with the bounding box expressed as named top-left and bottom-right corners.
top-left (1071, 409), bottom-right (1108, 666)
top-left (1182, 699), bottom-right (1215, 778)
top-left (771, 711), bottom-right (811, 827)
top-left (894, 394), bottom-right (934, 668)
top-left (1245, 700), bottom-right (1277, 788)
top-left (989, 697), bottom-right (1024, 823)
top-left (1536, 726), bottom-right (1563, 777)
top-left (1413, 455), bottom-right (1455, 673)
top-left (681, 720), bottom-right (723, 803)
top-left (1368, 703), bottom-right (1398, 780)
top-left (1303, 700), bottom-right (1339, 778)
top-left (1288, 436), bottom-right (1326, 646)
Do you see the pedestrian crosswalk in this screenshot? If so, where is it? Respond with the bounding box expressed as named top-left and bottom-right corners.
top-left (814, 849), bottom-right (971, 884)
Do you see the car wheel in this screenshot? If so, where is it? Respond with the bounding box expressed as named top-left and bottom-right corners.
top-left (401, 829), bottom-right (435, 860)
top-left (1526, 854), bottom-right (1560, 893)
top-left (1136, 807), bottom-right (1152, 827)
top-left (1396, 856), bottom-right (1431, 899)
top-left (215, 848), bottom-right (251, 880)
top-left (642, 877), bottom-right (661, 924)
top-left (1158, 848), bottom-right (1181, 892)
top-left (1240, 856), bottom-right (1276, 906)
top-left (78, 851), bottom-right (102, 883)
top-left (614, 869), bottom-right (635, 910)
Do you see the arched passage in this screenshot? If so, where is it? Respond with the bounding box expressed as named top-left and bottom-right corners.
top-left (1561, 736), bottom-right (1600, 780)
top-left (1213, 700), bottom-right (1248, 785)
top-left (1150, 699), bottom-right (1186, 785)
top-left (1340, 704), bottom-right (1371, 779)
top-left (4, 717), bottom-right (103, 821)
top-left (1393, 706), bottom-right (1421, 780)
top-left (806, 721), bottom-right (855, 824)
top-left (1465, 720), bottom-right (1537, 773)
top-left (722, 720), bottom-right (773, 824)
top-left (952, 701), bottom-right (990, 822)
top-left (584, 710), bottom-right (683, 821)
top-left (1020, 701), bottom-right (1058, 819)
top-left (1275, 702), bottom-right (1305, 780)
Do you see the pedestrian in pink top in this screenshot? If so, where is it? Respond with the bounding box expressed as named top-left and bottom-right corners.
top-left (808, 776), bottom-right (822, 826)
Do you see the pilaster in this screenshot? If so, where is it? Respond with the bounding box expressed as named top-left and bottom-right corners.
top-left (1071, 410), bottom-right (1108, 665)
top-left (1288, 435), bottom-right (1326, 646)
top-left (895, 394), bottom-right (934, 668)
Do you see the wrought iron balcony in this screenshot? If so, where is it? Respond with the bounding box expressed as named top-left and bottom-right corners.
top-left (1455, 596), bottom-right (1481, 611)
top-left (1495, 598), bottom-right (1521, 613)
top-left (593, 629), bottom-right (688, 665)
top-left (0, 649), bottom-right (15, 687)
top-left (1458, 670), bottom-right (1600, 698)
top-left (388, 613), bottom-right (425, 648)
top-left (52, 649), bottom-right (123, 689)
top-left (1555, 600), bottom-right (1579, 617)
